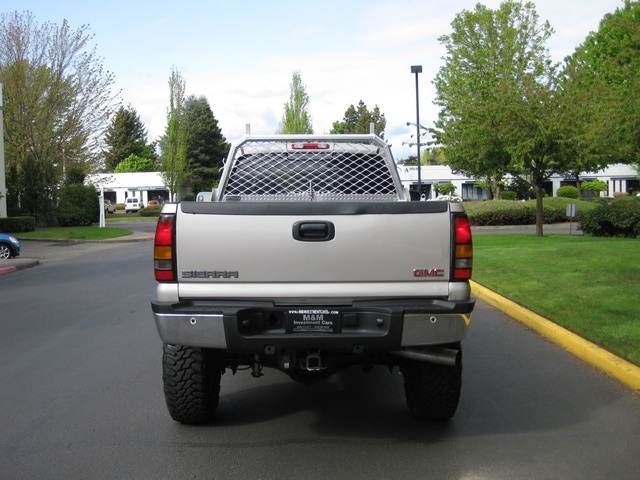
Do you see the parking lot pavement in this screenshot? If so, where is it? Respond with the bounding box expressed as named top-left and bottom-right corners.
top-left (0, 226), bottom-right (154, 275)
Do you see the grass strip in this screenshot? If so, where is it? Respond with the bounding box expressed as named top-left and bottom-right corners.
top-left (17, 226), bottom-right (132, 241)
top-left (473, 234), bottom-right (640, 366)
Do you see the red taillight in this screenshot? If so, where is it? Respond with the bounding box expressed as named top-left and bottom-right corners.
top-left (154, 214), bottom-right (175, 282)
top-left (453, 215), bottom-right (473, 280)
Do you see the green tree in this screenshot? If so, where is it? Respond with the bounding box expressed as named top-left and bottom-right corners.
top-left (104, 105), bottom-right (155, 171)
top-left (0, 11), bottom-right (117, 224)
top-left (114, 154), bottom-right (158, 173)
top-left (160, 67), bottom-right (188, 201)
top-left (563, 1), bottom-right (640, 172)
top-left (183, 95), bottom-right (230, 193)
top-left (423, 147), bottom-right (447, 165)
top-left (331, 100), bottom-right (387, 138)
top-left (277, 71), bottom-right (313, 134)
top-left (396, 155), bottom-right (419, 166)
top-left (432, 1), bottom-right (562, 236)
top-left (64, 164), bottom-right (87, 186)
top-left (580, 180), bottom-right (608, 197)
top-left (434, 182), bottom-right (456, 196)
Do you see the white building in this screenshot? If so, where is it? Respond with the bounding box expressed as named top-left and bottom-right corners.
top-left (397, 163), bottom-right (639, 200)
top-left (86, 172), bottom-right (170, 206)
top-left (85, 164), bottom-right (638, 205)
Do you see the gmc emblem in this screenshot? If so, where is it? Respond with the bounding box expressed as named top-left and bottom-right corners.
top-left (414, 268), bottom-right (445, 278)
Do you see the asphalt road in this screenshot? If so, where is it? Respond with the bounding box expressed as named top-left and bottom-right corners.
top-left (1, 235), bottom-right (639, 479)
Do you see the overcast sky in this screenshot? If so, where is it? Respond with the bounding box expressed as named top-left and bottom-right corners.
top-left (8, 0), bottom-right (626, 160)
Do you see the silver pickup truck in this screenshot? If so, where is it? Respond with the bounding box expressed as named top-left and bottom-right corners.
top-left (151, 134), bottom-right (475, 424)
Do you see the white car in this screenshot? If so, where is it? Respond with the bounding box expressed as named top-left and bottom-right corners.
top-left (125, 197), bottom-right (144, 213)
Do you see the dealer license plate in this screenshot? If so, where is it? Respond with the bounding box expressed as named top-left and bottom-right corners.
top-left (287, 309), bottom-right (340, 333)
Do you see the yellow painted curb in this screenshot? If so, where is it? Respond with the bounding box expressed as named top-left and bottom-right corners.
top-left (470, 280), bottom-right (640, 392)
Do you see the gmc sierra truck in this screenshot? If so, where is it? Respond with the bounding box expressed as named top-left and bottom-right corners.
top-left (151, 134), bottom-right (475, 424)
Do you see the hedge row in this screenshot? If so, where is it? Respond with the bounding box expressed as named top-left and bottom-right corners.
top-left (0, 216), bottom-right (36, 233)
top-left (464, 198), bottom-right (595, 226)
top-left (464, 196), bottom-right (639, 238)
top-left (139, 206), bottom-right (162, 217)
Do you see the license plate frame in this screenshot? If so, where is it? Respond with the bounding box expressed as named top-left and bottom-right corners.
top-left (286, 309), bottom-right (341, 334)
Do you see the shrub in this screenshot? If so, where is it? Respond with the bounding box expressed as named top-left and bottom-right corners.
top-left (434, 182), bottom-right (456, 196)
top-left (139, 206), bottom-right (162, 217)
top-left (579, 197), bottom-right (640, 237)
top-left (581, 180), bottom-right (608, 194)
top-left (556, 186), bottom-right (579, 199)
top-left (0, 216), bottom-right (36, 233)
top-left (500, 190), bottom-right (517, 200)
top-left (545, 197), bottom-right (595, 222)
top-left (465, 200), bottom-right (535, 225)
top-left (464, 198), bottom-right (596, 226)
top-left (57, 184), bottom-right (99, 226)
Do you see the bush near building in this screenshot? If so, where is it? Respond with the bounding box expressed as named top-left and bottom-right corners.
top-left (579, 197), bottom-right (640, 238)
top-left (556, 186), bottom-right (580, 199)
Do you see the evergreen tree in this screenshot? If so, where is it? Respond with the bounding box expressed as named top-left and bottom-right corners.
top-left (104, 105), bottom-right (155, 171)
top-left (183, 95), bottom-right (230, 192)
top-left (331, 100), bottom-right (386, 138)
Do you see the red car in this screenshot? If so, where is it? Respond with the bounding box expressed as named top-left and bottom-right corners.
top-left (147, 200), bottom-right (160, 208)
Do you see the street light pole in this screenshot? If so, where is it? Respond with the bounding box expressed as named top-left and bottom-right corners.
top-left (410, 66), bottom-right (423, 200)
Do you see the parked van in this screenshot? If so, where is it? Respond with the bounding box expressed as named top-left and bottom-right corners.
top-left (125, 197), bottom-right (143, 213)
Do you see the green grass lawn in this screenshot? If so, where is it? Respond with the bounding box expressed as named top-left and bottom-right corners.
top-left (473, 234), bottom-right (640, 366)
top-left (17, 226), bottom-right (133, 240)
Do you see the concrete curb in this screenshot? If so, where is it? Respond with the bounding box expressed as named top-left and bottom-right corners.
top-left (471, 280), bottom-right (640, 392)
top-left (0, 259), bottom-right (40, 275)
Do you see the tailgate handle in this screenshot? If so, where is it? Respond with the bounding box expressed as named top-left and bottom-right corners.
top-left (293, 221), bottom-right (335, 242)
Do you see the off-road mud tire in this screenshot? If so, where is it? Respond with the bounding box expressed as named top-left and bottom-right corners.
top-left (162, 344), bottom-right (223, 424)
top-left (401, 345), bottom-right (462, 421)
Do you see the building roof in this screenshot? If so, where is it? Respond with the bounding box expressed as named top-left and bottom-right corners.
top-left (86, 172), bottom-right (166, 190)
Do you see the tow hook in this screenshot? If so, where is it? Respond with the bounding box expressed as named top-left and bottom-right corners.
top-left (304, 349), bottom-right (327, 372)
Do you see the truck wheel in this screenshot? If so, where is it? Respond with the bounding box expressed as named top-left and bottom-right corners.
top-left (162, 344), bottom-right (223, 424)
top-left (401, 347), bottom-right (462, 421)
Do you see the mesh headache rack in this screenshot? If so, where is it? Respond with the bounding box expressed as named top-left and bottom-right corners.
top-left (219, 135), bottom-right (405, 202)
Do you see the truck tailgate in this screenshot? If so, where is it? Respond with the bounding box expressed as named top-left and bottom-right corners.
top-left (174, 201), bottom-right (453, 300)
